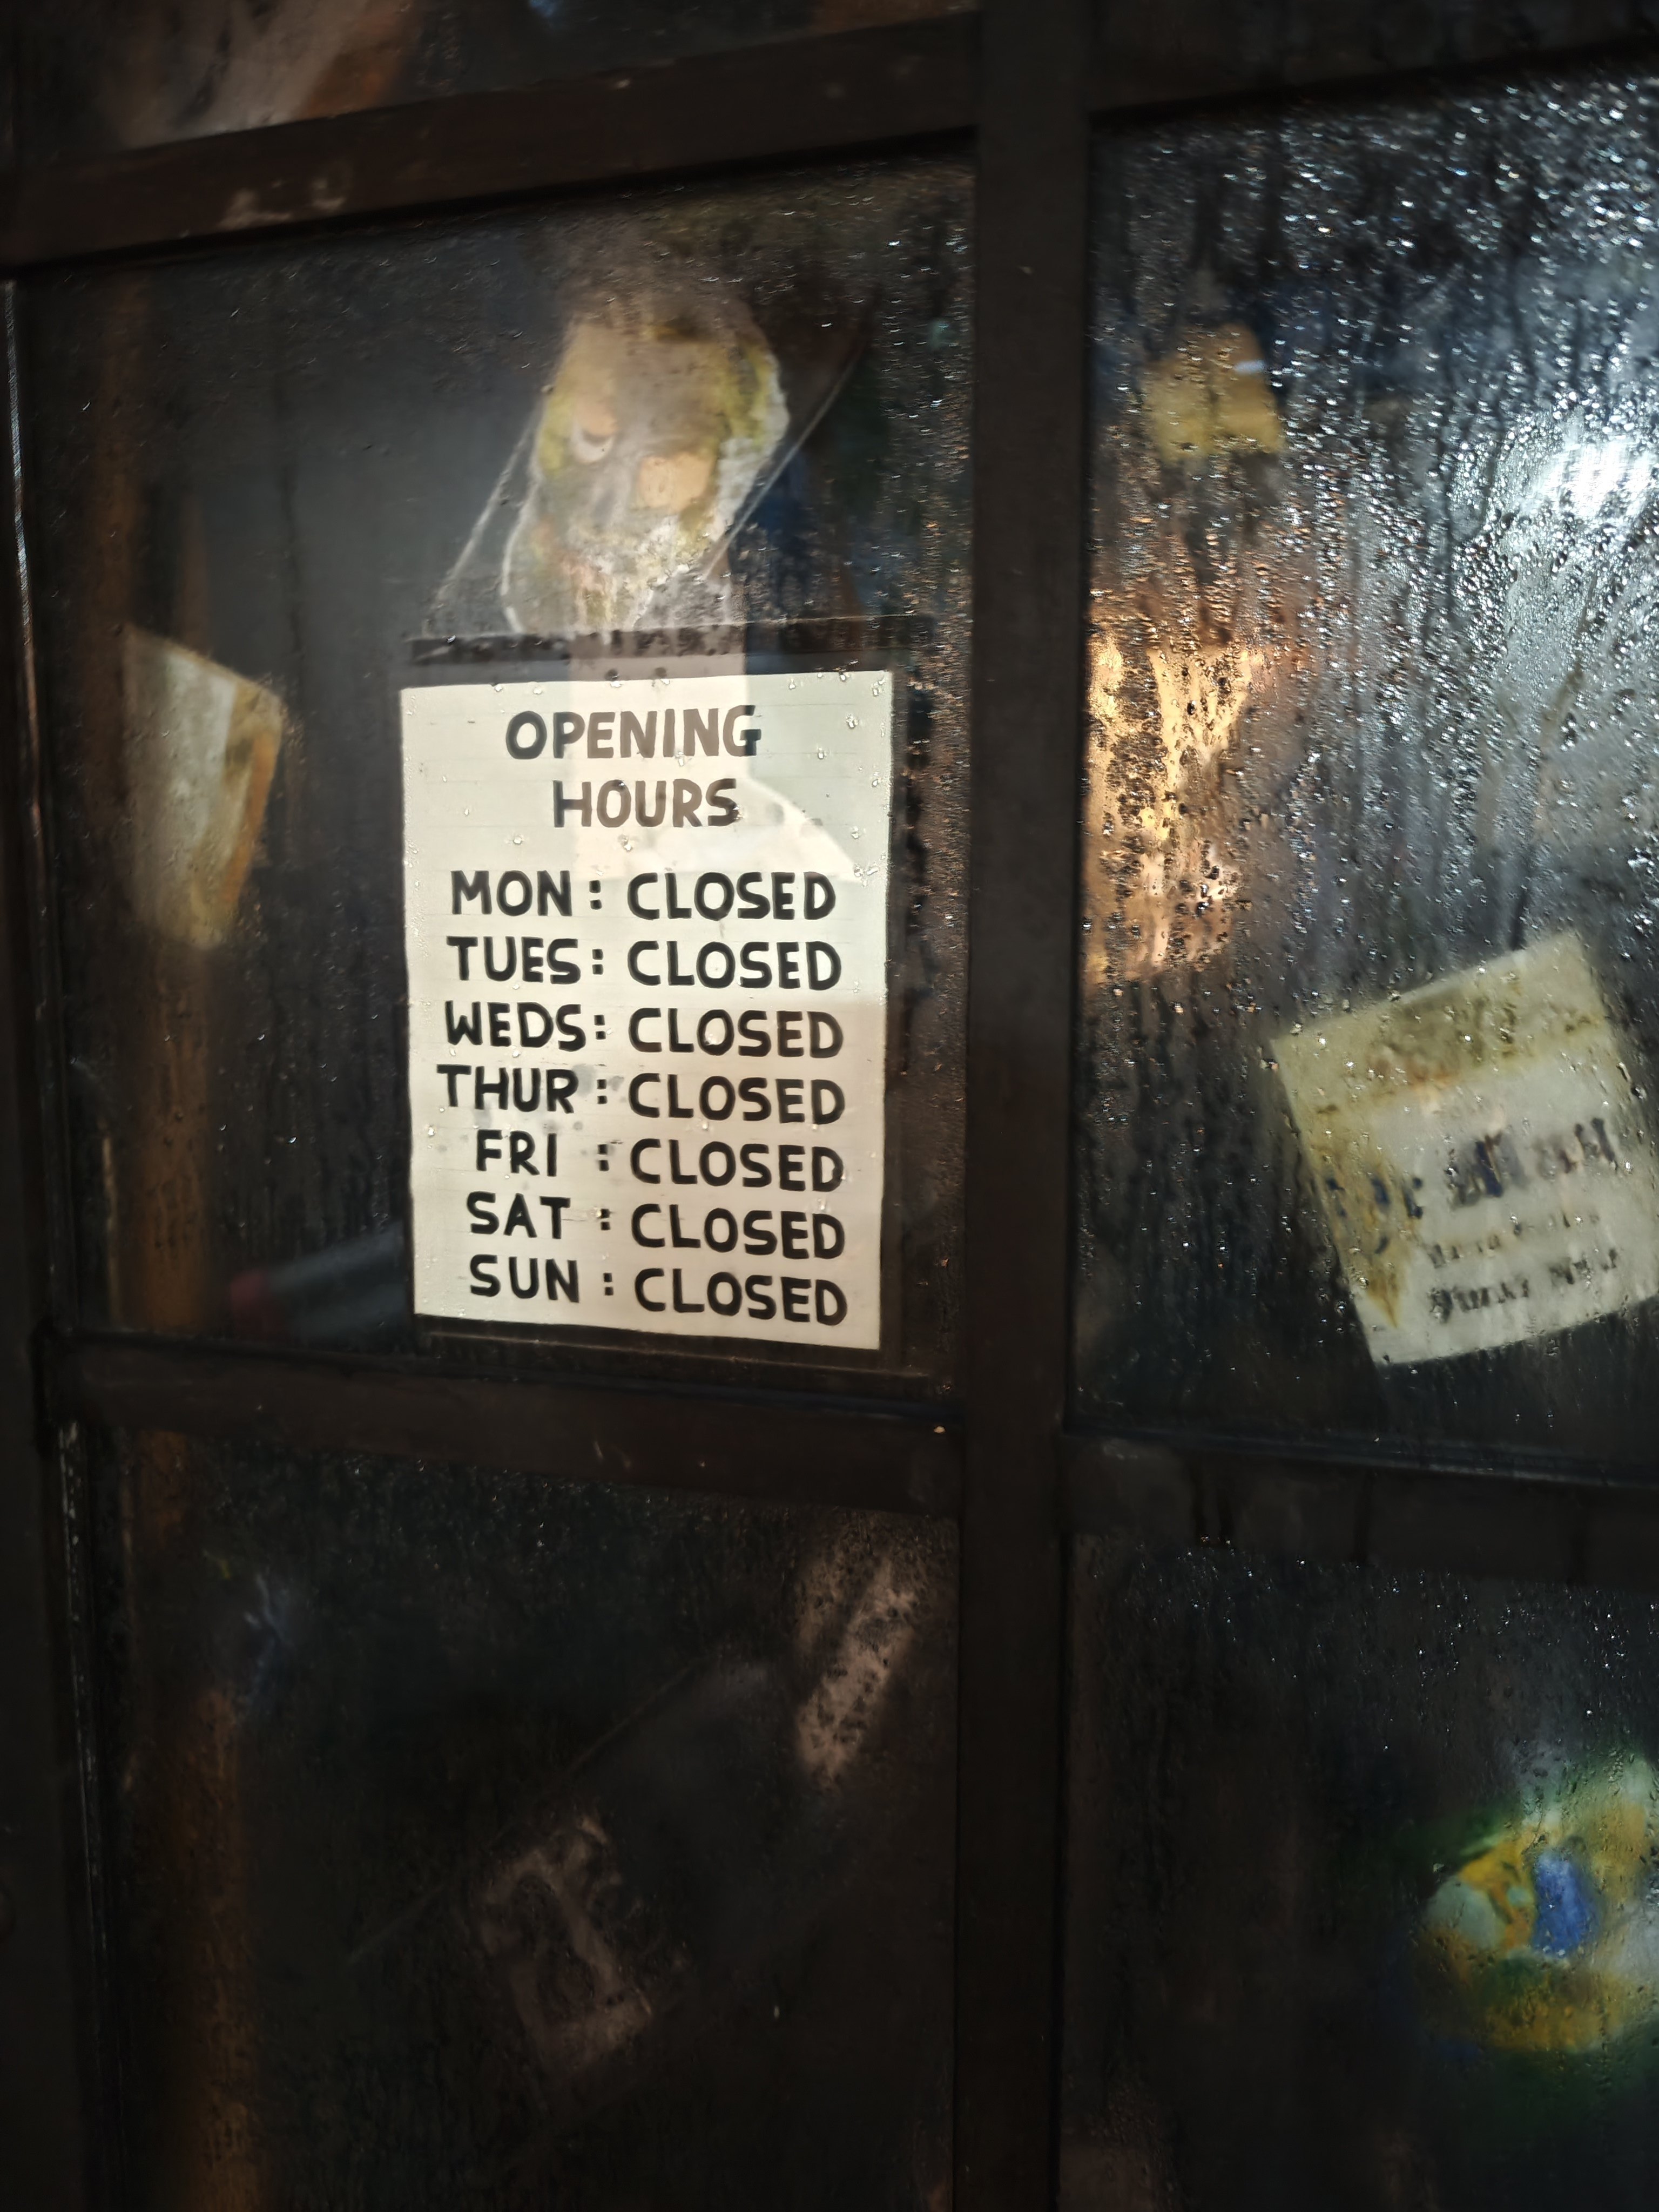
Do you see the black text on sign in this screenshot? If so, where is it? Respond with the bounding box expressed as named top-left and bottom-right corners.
top-left (402, 671), bottom-right (893, 1348)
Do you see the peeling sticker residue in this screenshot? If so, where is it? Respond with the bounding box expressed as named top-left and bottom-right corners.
top-left (123, 626), bottom-right (284, 949)
top-left (219, 171), bottom-right (349, 233)
top-left (1277, 934), bottom-right (1659, 1365)
top-left (1140, 322), bottom-right (1284, 467)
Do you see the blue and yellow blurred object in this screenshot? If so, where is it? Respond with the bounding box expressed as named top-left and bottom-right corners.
top-left (1415, 1755), bottom-right (1659, 2053)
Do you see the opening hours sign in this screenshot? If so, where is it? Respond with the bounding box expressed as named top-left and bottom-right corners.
top-left (402, 669), bottom-right (893, 1349)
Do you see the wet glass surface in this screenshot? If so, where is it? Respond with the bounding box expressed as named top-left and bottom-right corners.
top-left (1076, 69), bottom-right (1659, 1465)
top-left (15, 0), bottom-right (972, 164)
top-left (89, 1429), bottom-right (956, 2209)
top-left (1062, 1532), bottom-right (1659, 2212)
top-left (25, 160), bottom-right (970, 1386)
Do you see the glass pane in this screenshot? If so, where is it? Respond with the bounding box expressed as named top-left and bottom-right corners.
top-left (1076, 68), bottom-right (1659, 1464)
top-left (1063, 1533), bottom-right (1659, 2211)
top-left (90, 1430), bottom-right (956, 2207)
top-left (17, 0), bottom-right (973, 164)
top-left (27, 159), bottom-right (971, 1387)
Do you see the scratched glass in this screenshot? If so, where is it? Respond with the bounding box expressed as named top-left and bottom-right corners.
top-left (15, 0), bottom-right (973, 163)
top-left (1062, 1532), bottom-right (1659, 2212)
top-left (25, 159), bottom-right (970, 1388)
top-left (1076, 70), bottom-right (1659, 1465)
top-left (90, 1430), bottom-right (957, 2210)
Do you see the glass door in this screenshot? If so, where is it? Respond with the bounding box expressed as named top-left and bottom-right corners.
top-left (4, 3), bottom-right (1658, 2209)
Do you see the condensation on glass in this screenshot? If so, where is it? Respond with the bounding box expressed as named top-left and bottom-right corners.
top-left (14, 0), bottom-right (973, 164)
top-left (1062, 1533), bottom-right (1659, 2210)
top-left (25, 159), bottom-right (971, 1387)
top-left (88, 1431), bottom-right (957, 2208)
top-left (1075, 69), bottom-right (1659, 1462)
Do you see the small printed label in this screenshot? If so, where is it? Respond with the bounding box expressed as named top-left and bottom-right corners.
top-left (402, 669), bottom-right (892, 1349)
top-left (1277, 933), bottom-right (1659, 1365)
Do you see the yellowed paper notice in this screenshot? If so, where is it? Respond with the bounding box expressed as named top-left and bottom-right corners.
top-left (1277, 934), bottom-right (1659, 1365)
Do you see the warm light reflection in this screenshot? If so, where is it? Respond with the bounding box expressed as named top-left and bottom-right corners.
top-left (1088, 622), bottom-right (1263, 978)
top-left (1515, 426), bottom-right (1655, 524)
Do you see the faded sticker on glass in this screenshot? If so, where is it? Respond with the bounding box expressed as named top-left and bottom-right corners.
top-left (403, 671), bottom-right (891, 1348)
top-left (1277, 934), bottom-right (1659, 1366)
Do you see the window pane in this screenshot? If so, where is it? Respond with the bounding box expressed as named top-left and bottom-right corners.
top-left (17, 0), bottom-right (973, 164)
top-left (1075, 71), bottom-right (1659, 1463)
top-left (27, 160), bottom-right (970, 1386)
top-left (1063, 1533), bottom-right (1659, 2210)
top-left (89, 1431), bottom-right (956, 2207)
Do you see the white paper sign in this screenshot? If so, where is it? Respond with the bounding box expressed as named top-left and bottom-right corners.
top-left (403, 670), bottom-right (892, 1347)
top-left (1277, 933), bottom-right (1659, 1365)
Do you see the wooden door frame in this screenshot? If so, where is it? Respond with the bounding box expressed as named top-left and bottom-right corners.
top-left (6, 6), bottom-right (1659, 2204)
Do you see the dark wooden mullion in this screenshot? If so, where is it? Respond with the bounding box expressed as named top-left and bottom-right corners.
top-left (954, 0), bottom-right (1091, 2203)
top-left (1064, 1428), bottom-right (1659, 1594)
top-left (51, 1333), bottom-right (962, 1520)
top-left (0, 15), bottom-right (977, 269)
top-left (6, 8), bottom-right (1644, 283)
top-left (1088, 22), bottom-right (1659, 123)
top-left (0, 285), bottom-right (96, 2208)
